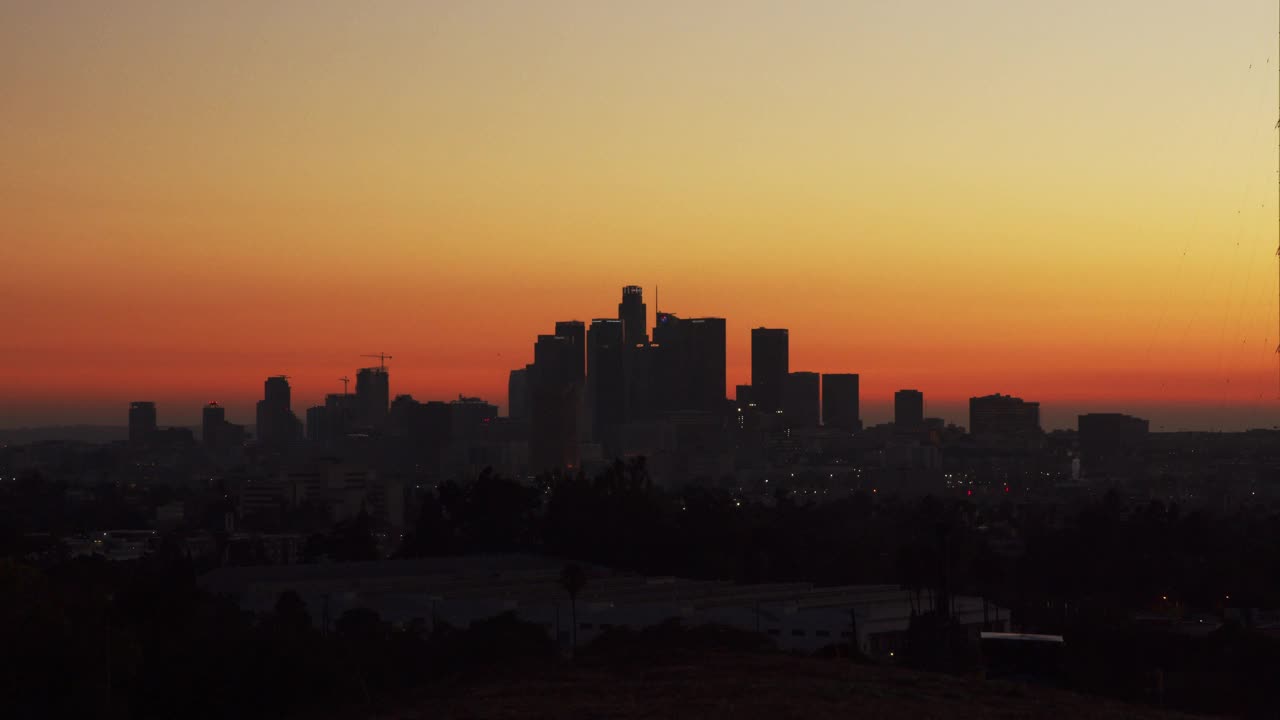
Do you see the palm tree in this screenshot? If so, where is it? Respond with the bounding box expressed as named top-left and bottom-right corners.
top-left (560, 563), bottom-right (587, 654)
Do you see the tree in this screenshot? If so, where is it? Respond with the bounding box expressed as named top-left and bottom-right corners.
top-left (560, 563), bottom-right (587, 654)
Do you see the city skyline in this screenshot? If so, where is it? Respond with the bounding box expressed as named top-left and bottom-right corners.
top-left (4, 2), bottom-right (1280, 431)
top-left (29, 282), bottom-right (1276, 435)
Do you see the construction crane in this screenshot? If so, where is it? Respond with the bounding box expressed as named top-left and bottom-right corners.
top-left (339, 376), bottom-right (350, 395)
top-left (361, 353), bottom-right (393, 370)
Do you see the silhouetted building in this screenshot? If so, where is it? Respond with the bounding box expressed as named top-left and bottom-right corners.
top-left (783, 372), bottom-right (821, 428)
top-left (387, 394), bottom-right (423, 439)
top-left (256, 376), bottom-right (300, 449)
top-left (356, 366), bottom-right (390, 430)
top-left (128, 401), bottom-right (157, 446)
top-left (623, 343), bottom-right (659, 423)
top-left (588, 318), bottom-right (626, 456)
top-left (751, 328), bottom-right (789, 414)
top-left (894, 389), bottom-right (924, 433)
top-left (652, 313), bottom-right (727, 413)
top-left (508, 367), bottom-right (530, 421)
top-left (822, 374), bottom-right (860, 432)
top-left (735, 385), bottom-right (754, 407)
top-left (554, 320), bottom-right (586, 381)
top-left (305, 405), bottom-right (329, 446)
top-left (1079, 413), bottom-right (1149, 479)
top-left (450, 395), bottom-right (498, 448)
top-left (619, 285), bottom-right (648, 347)
top-left (530, 332), bottom-right (582, 471)
top-left (202, 401), bottom-right (229, 450)
top-left (970, 394), bottom-right (1041, 442)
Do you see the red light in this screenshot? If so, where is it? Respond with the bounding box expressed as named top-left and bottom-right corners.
top-left (1004, 486), bottom-right (1009, 493)
top-left (966, 490), bottom-right (972, 496)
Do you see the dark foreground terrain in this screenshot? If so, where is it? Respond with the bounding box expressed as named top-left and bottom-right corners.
top-left (369, 653), bottom-right (1196, 720)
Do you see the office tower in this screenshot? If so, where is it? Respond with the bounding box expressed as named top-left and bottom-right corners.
top-left (555, 320), bottom-right (586, 382)
top-left (751, 328), bottom-right (789, 414)
top-left (256, 376), bottom-right (300, 449)
top-left (128, 401), bottom-right (157, 446)
top-left (530, 333), bottom-right (582, 471)
top-left (355, 366), bottom-right (390, 430)
top-left (894, 389), bottom-right (924, 432)
top-left (783, 372), bottom-right (821, 428)
top-left (970, 394), bottom-right (1041, 439)
top-left (1078, 413), bottom-right (1149, 478)
top-left (651, 313), bottom-right (727, 413)
top-left (618, 285), bottom-right (648, 347)
top-left (202, 401), bottom-right (226, 449)
top-left (305, 405), bottom-right (328, 446)
top-left (508, 367), bottom-right (530, 421)
top-left (822, 374), bottom-right (860, 432)
top-left (735, 385), bottom-right (754, 407)
top-left (588, 318), bottom-right (626, 455)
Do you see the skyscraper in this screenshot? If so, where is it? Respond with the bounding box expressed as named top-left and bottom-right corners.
top-left (257, 376), bottom-right (300, 449)
top-left (618, 285), bottom-right (648, 347)
top-left (751, 328), bottom-right (789, 414)
top-left (128, 401), bottom-right (157, 446)
top-left (507, 366), bottom-right (530, 421)
top-left (822, 373), bottom-right (860, 432)
top-left (530, 333), bottom-right (582, 471)
top-left (202, 401), bottom-right (225, 449)
top-left (783, 372), bottom-right (821, 428)
top-left (652, 313), bottom-right (727, 413)
top-left (588, 318), bottom-right (626, 455)
top-left (554, 320), bottom-right (586, 382)
top-left (894, 389), bottom-right (924, 432)
top-left (356, 366), bottom-right (390, 430)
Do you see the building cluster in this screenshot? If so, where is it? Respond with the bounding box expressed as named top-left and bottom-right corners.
top-left (107, 286), bottom-right (1183, 517)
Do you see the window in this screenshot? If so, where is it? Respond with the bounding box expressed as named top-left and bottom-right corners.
top-left (791, 629), bottom-right (805, 637)
top-left (581, 623), bottom-right (593, 630)
top-left (767, 629), bottom-right (780, 636)
top-left (816, 630), bottom-right (831, 638)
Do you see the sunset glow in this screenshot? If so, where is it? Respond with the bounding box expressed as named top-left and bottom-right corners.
top-left (4, 1), bottom-right (1279, 430)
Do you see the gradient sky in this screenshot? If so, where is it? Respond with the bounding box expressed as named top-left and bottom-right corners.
top-left (3, 1), bottom-right (1280, 431)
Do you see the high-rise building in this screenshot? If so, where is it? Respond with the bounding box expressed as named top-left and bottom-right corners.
top-left (894, 389), bottom-right (924, 432)
top-left (202, 402), bottom-right (226, 449)
top-left (588, 318), bottom-right (626, 455)
top-left (735, 385), bottom-right (754, 407)
top-left (507, 367), bottom-right (530, 421)
top-left (305, 405), bottom-right (329, 446)
top-left (783, 372), bottom-right (821, 428)
top-left (128, 401), bottom-right (157, 446)
top-left (256, 376), bottom-right (300, 449)
top-left (554, 320), bottom-right (586, 381)
top-left (356, 366), bottom-right (390, 430)
top-left (970, 394), bottom-right (1041, 439)
top-left (530, 332), bottom-right (582, 471)
top-left (751, 328), bottom-right (789, 414)
top-left (822, 374), bottom-right (860, 432)
top-left (618, 285), bottom-right (648, 347)
top-left (652, 313), bottom-right (727, 413)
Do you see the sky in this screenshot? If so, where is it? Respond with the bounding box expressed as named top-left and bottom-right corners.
top-left (3, 0), bottom-right (1280, 431)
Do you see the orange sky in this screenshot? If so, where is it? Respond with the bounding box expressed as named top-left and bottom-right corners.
top-left (4, 1), bottom-right (1280, 430)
